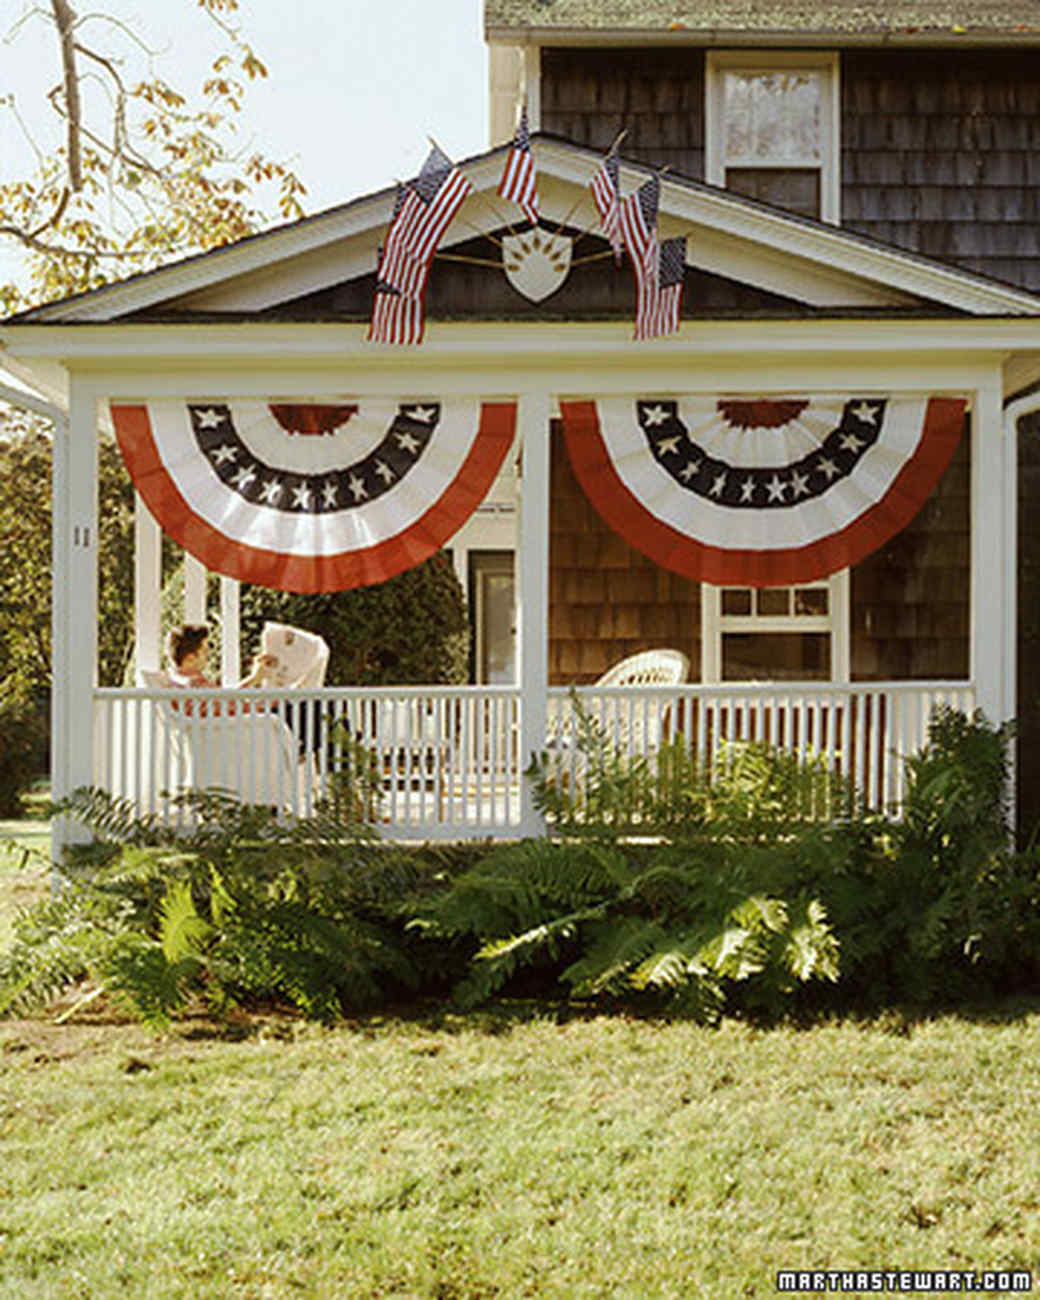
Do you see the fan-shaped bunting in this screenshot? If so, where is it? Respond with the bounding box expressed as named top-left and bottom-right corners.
top-left (111, 398), bottom-right (516, 592)
top-left (559, 395), bottom-right (966, 587)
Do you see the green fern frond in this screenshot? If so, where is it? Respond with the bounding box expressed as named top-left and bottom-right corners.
top-left (562, 917), bottom-right (669, 996)
top-left (159, 881), bottom-right (212, 964)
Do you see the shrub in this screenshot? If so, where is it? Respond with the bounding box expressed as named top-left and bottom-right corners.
top-left (0, 789), bottom-right (449, 1027)
top-left (0, 682), bottom-right (48, 816)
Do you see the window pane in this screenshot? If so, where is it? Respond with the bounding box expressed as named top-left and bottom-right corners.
top-left (794, 587), bottom-right (829, 616)
top-left (725, 168), bottom-right (821, 220)
top-left (722, 632), bottom-right (830, 681)
top-left (756, 588), bottom-right (790, 616)
top-left (721, 588), bottom-right (752, 615)
top-left (724, 70), bottom-right (821, 161)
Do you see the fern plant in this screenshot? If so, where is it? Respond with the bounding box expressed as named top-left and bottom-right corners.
top-left (415, 837), bottom-right (840, 1021)
top-left (0, 787), bottom-right (435, 1027)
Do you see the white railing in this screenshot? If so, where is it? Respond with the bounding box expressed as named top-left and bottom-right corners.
top-left (93, 685), bottom-right (523, 838)
top-left (92, 680), bottom-right (974, 838)
top-left (546, 681), bottom-right (977, 813)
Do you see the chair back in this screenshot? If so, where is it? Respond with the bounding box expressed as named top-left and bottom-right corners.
top-left (260, 622), bottom-right (330, 688)
top-left (594, 648), bottom-right (690, 689)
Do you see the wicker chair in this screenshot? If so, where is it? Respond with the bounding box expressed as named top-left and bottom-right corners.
top-left (547, 648), bottom-right (690, 771)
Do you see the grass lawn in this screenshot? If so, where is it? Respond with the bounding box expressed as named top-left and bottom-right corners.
top-left (0, 788), bottom-right (51, 950)
top-left (1, 1001), bottom-right (1038, 1298)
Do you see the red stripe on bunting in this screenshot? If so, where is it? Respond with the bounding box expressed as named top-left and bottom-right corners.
top-left (559, 397), bottom-right (965, 587)
top-left (113, 402), bottom-right (516, 593)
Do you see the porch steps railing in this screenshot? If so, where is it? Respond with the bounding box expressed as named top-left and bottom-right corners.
top-left (92, 681), bottom-right (975, 839)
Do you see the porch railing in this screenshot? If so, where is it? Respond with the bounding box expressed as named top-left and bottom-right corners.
top-left (91, 680), bottom-right (975, 839)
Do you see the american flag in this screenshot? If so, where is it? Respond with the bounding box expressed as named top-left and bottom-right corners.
top-left (620, 175), bottom-right (662, 339)
top-left (370, 145), bottom-right (473, 344)
top-left (370, 280), bottom-right (425, 346)
top-left (590, 150), bottom-right (623, 263)
top-left (648, 236), bottom-right (686, 338)
top-left (497, 105), bottom-right (539, 224)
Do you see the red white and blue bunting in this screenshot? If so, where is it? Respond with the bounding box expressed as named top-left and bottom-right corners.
top-left (111, 399), bottom-right (516, 592)
top-left (559, 395), bottom-right (966, 587)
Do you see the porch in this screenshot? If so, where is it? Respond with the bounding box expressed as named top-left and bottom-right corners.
top-left (92, 679), bottom-right (975, 838)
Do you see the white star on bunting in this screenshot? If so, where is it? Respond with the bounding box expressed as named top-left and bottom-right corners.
top-left (740, 477), bottom-right (756, 503)
top-left (766, 475), bottom-right (788, 503)
top-left (405, 406), bottom-right (436, 423)
top-left (259, 479), bottom-right (282, 504)
top-left (817, 457), bottom-right (840, 481)
top-left (348, 474), bottom-right (368, 502)
top-left (679, 460), bottom-right (700, 482)
top-left (231, 465), bottom-right (256, 490)
top-left (292, 484), bottom-right (312, 509)
top-left (791, 470), bottom-right (811, 498)
top-left (396, 431), bottom-right (421, 454)
top-left (852, 402), bottom-right (879, 424)
top-left (656, 436), bottom-right (681, 456)
top-left (196, 408), bottom-right (224, 429)
top-left (322, 481), bottom-right (339, 508)
top-left (642, 404), bottom-right (669, 427)
top-left (709, 473), bottom-right (726, 498)
top-left (211, 444), bottom-right (237, 466)
top-left (840, 433), bottom-right (865, 452)
top-left (375, 461), bottom-right (395, 484)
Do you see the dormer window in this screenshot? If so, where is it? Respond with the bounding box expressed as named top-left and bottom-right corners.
top-left (705, 52), bottom-right (840, 224)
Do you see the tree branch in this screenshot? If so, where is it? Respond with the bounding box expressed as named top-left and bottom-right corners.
top-left (50, 0), bottom-right (83, 190)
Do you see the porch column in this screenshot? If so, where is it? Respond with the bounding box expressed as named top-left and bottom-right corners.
top-left (183, 552), bottom-right (207, 623)
top-left (517, 390), bottom-right (550, 836)
top-left (220, 576), bottom-right (241, 686)
top-left (133, 494), bottom-right (162, 673)
top-left (971, 377), bottom-right (1013, 726)
top-left (53, 378), bottom-right (98, 849)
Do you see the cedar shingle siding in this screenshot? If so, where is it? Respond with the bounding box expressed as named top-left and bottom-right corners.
top-left (542, 48), bottom-right (705, 180)
top-left (842, 50), bottom-right (1040, 293)
top-left (549, 423), bottom-right (701, 683)
top-left (542, 46), bottom-right (1040, 292)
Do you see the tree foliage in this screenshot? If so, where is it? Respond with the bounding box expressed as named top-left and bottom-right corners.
top-left (1, 0), bottom-right (306, 313)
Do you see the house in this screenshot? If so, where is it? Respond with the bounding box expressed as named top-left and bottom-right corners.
top-left (3, 0), bottom-right (1040, 846)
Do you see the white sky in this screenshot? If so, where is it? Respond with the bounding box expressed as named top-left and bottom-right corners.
top-left (0, 0), bottom-right (490, 282)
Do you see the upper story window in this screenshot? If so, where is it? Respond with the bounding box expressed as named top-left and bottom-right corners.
top-left (705, 52), bottom-right (840, 224)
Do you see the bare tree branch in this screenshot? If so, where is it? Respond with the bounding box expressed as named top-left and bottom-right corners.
top-left (50, 0), bottom-right (83, 190)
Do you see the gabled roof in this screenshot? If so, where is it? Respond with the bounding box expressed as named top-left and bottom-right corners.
top-left (485, 0), bottom-right (1040, 43)
top-left (7, 135), bottom-right (1040, 326)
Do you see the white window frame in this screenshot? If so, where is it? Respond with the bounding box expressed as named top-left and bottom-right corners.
top-left (705, 50), bottom-right (841, 225)
top-left (701, 570), bottom-right (850, 684)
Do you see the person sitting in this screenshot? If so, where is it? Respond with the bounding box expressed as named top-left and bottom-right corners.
top-left (166, 623), bottom-right (319, 755)
top-left (166, 623), bottom-right (270, 716)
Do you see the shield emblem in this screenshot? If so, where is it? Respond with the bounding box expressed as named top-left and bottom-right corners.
top-left (502, 230), bottom-right (572, 302)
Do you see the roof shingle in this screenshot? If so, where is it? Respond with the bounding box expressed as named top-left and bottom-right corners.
top-left (486, 0), bottom-right (1040, 39)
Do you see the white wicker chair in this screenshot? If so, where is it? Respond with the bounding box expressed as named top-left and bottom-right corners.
top-left (547, 648), bottom-right (690, 772)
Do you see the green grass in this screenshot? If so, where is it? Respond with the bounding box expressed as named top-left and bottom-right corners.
top-left (1, 1005), bottom-right (1038, 1297)
top-left (0, 789), bottom-right (51, 949)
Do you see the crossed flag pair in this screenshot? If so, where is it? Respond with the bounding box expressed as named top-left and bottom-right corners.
top-left (369, 111), bottom-right (685, 344)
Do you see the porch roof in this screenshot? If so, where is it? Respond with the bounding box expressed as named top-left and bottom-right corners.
top-left (7, 136), bottom-right (1040, 334)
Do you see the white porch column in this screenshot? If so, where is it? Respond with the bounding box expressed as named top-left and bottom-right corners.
top-left (183, 552), bottom-right (207, 624)
top-left (133, 494), bottom-right (162, 674)
top-left (517, 390), bottom-right (550, 836)
top-left (54, 379), bottom-right (98, 849)
top-left (220, 576), bottom-right (241, 686)
top-left (972, 378), bottom-right (1013, 726)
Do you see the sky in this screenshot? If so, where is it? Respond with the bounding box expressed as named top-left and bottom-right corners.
top-left (0, 0), bottom-right (491, 281)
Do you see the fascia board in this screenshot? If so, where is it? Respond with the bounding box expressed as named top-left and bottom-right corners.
top-left (534, 141), bottom-right (1040, 317)
top-left (5, 318), bottom-right (1040, 363)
